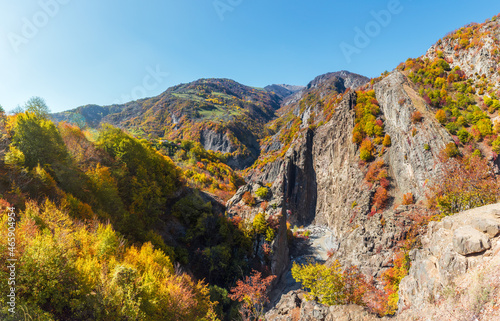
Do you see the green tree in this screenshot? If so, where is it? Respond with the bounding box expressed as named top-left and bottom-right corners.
top-left (252, 213), bottom-right (268, 234)
top-left (11, 112), bottom-right (69, 168)
top-left (476, 118), bottom-right (492, 137)
top-left (24, 96), bottom-right (51, 118)
top-left (457, 128), bottom-right (471, 143)
top-left (255, 187), bottom-right (268, 199)
top-left (292, 261), bottom-right (345, 305)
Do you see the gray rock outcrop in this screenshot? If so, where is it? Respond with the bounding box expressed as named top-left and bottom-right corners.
top-left (398, 203), bottom-right (500, 312)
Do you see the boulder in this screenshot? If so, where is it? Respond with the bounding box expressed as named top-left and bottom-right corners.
top-left (472, 217), bottom-right (500, 238)
top-left (453, 226), bottom-right (491, 256)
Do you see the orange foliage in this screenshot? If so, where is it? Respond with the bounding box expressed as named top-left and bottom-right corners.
top-left (402, 193), bottom-right (414, 205)
top-left (229, 270), bottom-right (276, 321)
top-left (242, 191), bottom-right (255, 207)
top-left (429, 152), bottom-right (500, 215)
top-left (411, 111), bottom-right (423, 123)
top-left (372, 187), bottom-right (388, 210)
top-left (365, 160), bottom-right (386, 184)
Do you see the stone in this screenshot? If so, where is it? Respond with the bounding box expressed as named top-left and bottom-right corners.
top-left (453, 226), bottom-right (491, 256)
top-left (472, 217), bottom-right (500, 238)
top-left (300, 300), bottom-right (329, 321)
top-left (491, 209), bottom-right (500, 219)
top-left (442, 216), bottom-right (454, 230)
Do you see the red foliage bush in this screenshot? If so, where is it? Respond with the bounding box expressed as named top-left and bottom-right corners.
top-left (411, 111), bottom-right (423, 123)
top-left (229, 270), bottom-right (276, 320)
top-left (373, 187), bottom-right (388, 210)
top-left (242, 191), bottom-right (256, 207)
top-left (379, 178), bottom-right (390, 189)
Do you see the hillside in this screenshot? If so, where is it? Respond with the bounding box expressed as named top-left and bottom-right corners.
top-left (229, 12), bottom-right (500, 320)
top-left (264, 84), bottom-right (305, 100)
top-left (245, 70), bottom-right (370, 182)
top-left (53, 78), bottom-right (283, 169)
top-left (2, 11), bottom-right (500, 321)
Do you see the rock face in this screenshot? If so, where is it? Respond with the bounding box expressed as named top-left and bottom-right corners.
top-left (426, 17), bottom-right (500, 89)
top-left (265, 290), bottom-right (377, 321)
top-left (265, 84), bottom-right (305, 100)
top-left (374, 71), bottom-right (452, 201)
top-left (311, 91), bottom-right (370, 230)
top-left (275, 70), bottom-right (451, 230)
top-left (282, 128), bottom-right (318, 225)
top-left (398, 203), bottom-right (500, 312)
top-left (234, 70), bottom-right (454, 277)
top-left (453, 226), bottom-right (491, 255)
top-left (273, 71), bottom-right (451, 273)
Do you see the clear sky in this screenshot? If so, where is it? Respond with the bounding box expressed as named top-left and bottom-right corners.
top-left (1, 0), bottom-right (500, 113)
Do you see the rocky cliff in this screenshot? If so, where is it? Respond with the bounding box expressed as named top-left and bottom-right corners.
top-left (398, 203), bottom-right (500, 320)
top-left (373, 71), bottom-right (452, 201)
top-left (265, 203), bottom-right (500, 321)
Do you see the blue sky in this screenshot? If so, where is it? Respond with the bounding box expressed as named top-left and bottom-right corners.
top-left (1, 0), bottom-right (500, 113)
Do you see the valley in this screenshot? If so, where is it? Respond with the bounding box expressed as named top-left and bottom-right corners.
top-left (2, 11), bottom-right (500, 321)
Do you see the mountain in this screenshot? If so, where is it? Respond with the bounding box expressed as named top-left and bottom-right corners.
top-left (53, 78), bottom-right (283, 169)
top-left (231, 13), bottom-right (500, 320)
top-left (4, 11), bottom-right (500, 321)
top-left (244, 70), bottom-right (370, 182)
top-left (264, 84), bottom-right (305, 99)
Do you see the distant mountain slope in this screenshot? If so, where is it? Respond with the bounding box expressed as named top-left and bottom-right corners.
top-left (245, 70), bottom-right (370, 182)
top-left (53, 78), bottom-right (283, 169)
top-left (264, 84), bottom-right (305, 99)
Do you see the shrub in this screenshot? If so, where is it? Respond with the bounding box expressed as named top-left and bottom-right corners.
top-left (424, 144), bottom-right (430, 151)
top-left (443, 142), bottom-right (460, 158)
top-left (291, 261), bottom-right (345, 305)
top-left (265, 227), bottom-right (275, 242)
top-left (381, 250), bottom-right (410, 315)
top-left (360, 139), bottom-right (374, 161)
top-left (382, 134), bottom-right (391, 147)
top-left (292, 261), bottom-right (376, 308)
top-left (445, 122), bottom-right (459, 135)
top-left (252, 213), bottom-right (268, 234)
top-left (255, 187), bottom-right (269, 199)
top-left (457, 128), bottom-right (471, 143)
top-left (365, 160), bottom-right (386, 185)
top-left (373, 187), bottom-right (389, 210)
top-left (411, 111), bottom-right (423, 123)
top-left (402, 193), bottom-right (414, 205)
top-left (242, 191), bottom-right (256, 207)
top-left (229, 270), bottom-right (276, 321)
top-left (492, 136), bottom-right (500, 153)
top-left (352, 131), bottom-right (364, 144)
top-left (429, 153), bottom-right (500, 215)
top-left (477, 118), bottom-right (493, 137)
top-left (435, 110), bottom-right (447, 124)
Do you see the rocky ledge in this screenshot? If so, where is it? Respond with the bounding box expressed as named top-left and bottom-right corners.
top-left (398, 203), bottom-right (500, 318)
